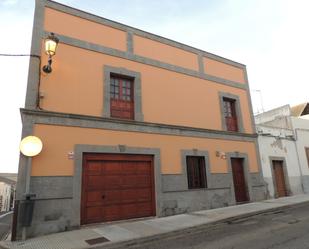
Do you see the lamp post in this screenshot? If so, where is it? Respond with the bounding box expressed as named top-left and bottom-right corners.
top-left (42, 32), bottom-right (59, 73)
top-left (19, 136), bottom-right (43, 240)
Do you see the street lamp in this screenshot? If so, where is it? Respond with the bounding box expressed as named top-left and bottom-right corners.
top-left (20, 136), bottom-right (43, 157)
top-left (19, 136), bottom-right (43, 240)
top-left (42, 32), bottom-right (59, 73)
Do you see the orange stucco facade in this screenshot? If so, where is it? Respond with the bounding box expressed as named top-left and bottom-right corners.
top-left (32, 124), bottom-right (259, 176)
top-left (133, 35), bottom-right (199, 70)
top-left (203, 57), bottom-right (246, 83)
top-left (40, 43), bottom-right (252, 133)
top-left (44, 8), bottom-right (127, 51)
top-left (33, 7), bottom-right (257, 176)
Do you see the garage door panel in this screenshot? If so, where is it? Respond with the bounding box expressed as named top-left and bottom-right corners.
top-left (86, 161), bottom-right (102, 175)
top-left (136, 176), bottom-right (152, 187)
top-left (136, 202), bottom-right (153, 215)
top-left (121, 175), bottom-right (151, 188)
top-left (135, 162), bottom-right (151, 174)
top-left (103, 190), bottom-right (121, 204)
top-left (121, 162), bottom-right (137, 174)
top-left (103, 205), bottom-right (121, 221)
top-left (120, 189), bottom-right (151, 203)
top-left (86, 206), bottom-right (103, 220)
top-left (82, 154), bottom-right (155, 224)
top-left (135, 189), bottom-right (152, 201)
top-left (102, 176), bottom-right (122, 188)
top-left (87, 176), bottom-right (105, 188)
top-left (86, 191), bottom-right (104, 202)
top-left (103, 161), bottom-right (122, 174)
top-left (122, 202), bottom-right (153, 218)
top-left (86, 201), bottom-right (103, 207)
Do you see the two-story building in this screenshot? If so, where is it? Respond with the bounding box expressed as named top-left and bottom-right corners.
top-left (15, 0), bottom-right (266, 239)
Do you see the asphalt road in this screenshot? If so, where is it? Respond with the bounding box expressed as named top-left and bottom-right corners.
top-left (0, 212), bottom-right (12, 240)
top-left (122, 203), bottom-right (309, 249)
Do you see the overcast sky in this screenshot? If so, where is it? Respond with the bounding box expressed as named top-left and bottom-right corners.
top-left (0, 0), bottom-right (308, 173)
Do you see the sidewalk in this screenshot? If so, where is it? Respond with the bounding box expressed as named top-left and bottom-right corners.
top-left (2, 194), bottom-right (309, 249)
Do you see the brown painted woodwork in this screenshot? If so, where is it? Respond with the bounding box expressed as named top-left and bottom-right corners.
top-left (272, 160), bottom-right (287, 197)
top-left (186, 156), bottom-right (207, 189)
top-left (231, 158), bottom-right (248, 203)
top-left (81, 154), bottom-right (155, 224)
top-left (223, 98), bottom-right (238, 132)
top-left (110, 75), bottom-right (134, 119)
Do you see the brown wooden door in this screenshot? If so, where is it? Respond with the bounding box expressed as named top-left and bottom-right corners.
top-left (272, 160), bottom-right (287, 197)
top-left (231, 158), bottom-right (248, 203)
top-left (81, 154), bottom-right (156, 224)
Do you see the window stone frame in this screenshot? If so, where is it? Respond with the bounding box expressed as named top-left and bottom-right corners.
top-left (181, 150), bottom-right (211, 189)
top-left (103, 65), bottom-right (143, 121)
top-left (219, 92), bottom-right (244, 132)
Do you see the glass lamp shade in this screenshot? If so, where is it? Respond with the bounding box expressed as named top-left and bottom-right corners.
top-left (44, 33), bottom-right (59, 56)
top-left (20, 136), bottom-right (43, 157)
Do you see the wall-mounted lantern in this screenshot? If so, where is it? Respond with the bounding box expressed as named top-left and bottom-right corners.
top-left (42, 32), bottom-right (59, 73)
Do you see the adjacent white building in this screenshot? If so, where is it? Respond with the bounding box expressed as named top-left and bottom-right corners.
top-left (0, 182), bottom-right (13, 212)
top-left (0, 173), bottom-right (17, 212)
top-left (255, 103), bottom-right (309, 198)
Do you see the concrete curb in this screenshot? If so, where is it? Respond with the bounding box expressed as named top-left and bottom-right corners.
top-left (0, 212), bottom-right (12, 220)
top-left (93, 200), bottom-right (309, 249)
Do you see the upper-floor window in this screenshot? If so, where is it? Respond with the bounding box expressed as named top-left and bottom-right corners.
top-left (223, 97), bottom-right (238, 132)
top-left (110, 75), bottom-right (134, 120)
top-left (186, 156), bottom-right (207, 189)
top-left (104, 66), bottom-right (143, 121)
top-left (219, 92), bottom-right (244, 133)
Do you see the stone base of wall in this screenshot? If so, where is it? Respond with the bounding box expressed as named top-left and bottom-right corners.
top-left (160, 188), bottom-right (233, 217)
top-left (17, 172), bottom-right (266, 239)
top-left (27, 199), bottom-right (74, 238)
top-left (160, 172), bottom-right (266, 217)
top-left (263, 176), bottom-right (304, 199)
top-left (301, 175), bottom-right (309, 194)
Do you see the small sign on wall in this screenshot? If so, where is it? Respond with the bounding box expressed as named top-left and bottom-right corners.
top-left (216, 151), bottom-right (226, 160)
top-left (68, 151), bottom-right (74, 160)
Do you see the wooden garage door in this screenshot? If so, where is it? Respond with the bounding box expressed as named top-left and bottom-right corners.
top-left (81, 154), bottom-right (155, 224)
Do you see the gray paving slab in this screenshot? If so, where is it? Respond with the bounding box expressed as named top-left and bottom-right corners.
top-left (1, 229), bottom-right (100, 249)
top-left (92, 225), bottom-right (138, 241)
top-left (146, 213), bottom-right (210, 230)
top-left (118, 221), bottom-right (164, 237)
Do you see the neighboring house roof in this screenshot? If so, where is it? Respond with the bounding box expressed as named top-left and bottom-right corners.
top-left (0, 173), bottom-right (17, 185)
top-left (291, 103), bottom-right (309, 117)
